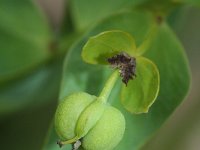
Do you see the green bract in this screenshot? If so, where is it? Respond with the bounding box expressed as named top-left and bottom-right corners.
top-left (82, 30), bottom-right (160, 114)
top-left (121, 57), bottom-right (160, 113)
top-left (54, 92), bottom-right (125, 150)
top-left (82, 30), bottom-right (137, 64)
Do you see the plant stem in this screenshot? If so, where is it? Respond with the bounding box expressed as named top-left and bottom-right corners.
top-left (58, 136), bottom-right (79, 146)
top-left (98, 70), bottom-right (119, 103)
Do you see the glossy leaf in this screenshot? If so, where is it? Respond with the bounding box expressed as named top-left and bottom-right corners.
top-left (121, 57), bottom-right (160, 114)
top-left (0, 0), bottom-right (52, 83)
top-left (43, 11), bottom-right (190, 150)
top-left (82, 30), bottom-right (137, 65)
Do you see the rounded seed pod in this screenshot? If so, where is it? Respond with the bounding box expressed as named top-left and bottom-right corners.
top-left (54, 92), bottom-right (96, 140)
top-left (81, 106), bottom-right (125, 150)
top-left (54, 92), bottom-right (125, 150)
top-left (75, 100), bottom-right (106, 138)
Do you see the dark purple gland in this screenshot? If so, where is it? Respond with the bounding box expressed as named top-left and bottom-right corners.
top-left (107, 52), bottom-right (136, 86)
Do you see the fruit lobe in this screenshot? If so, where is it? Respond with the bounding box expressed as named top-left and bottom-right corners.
top-left (54, 92), bottom-right (125, 150)
top-left (82, 106), bottom-right (125, 150)
top-left (75, 100), bottom-right (106, 138)
top-left (54, 92), bottom-right (96, 140)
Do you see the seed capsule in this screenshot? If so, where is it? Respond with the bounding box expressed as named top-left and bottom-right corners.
top-left (75, 100), bottom-right (106, 138)
top-left (81, 106), bottom-right (125, 150)
top-left (54, 92), bottom-right (96, 140)
top-left (54, 92), bottom-right (125, 150)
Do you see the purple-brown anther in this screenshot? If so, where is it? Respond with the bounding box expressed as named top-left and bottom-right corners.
top-left (107, 52), bottom-right (136, 86)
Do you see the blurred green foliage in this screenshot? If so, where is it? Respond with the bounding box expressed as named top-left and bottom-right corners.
top-left (0, 0), bottom-right (199, 150)
top-left (0, 0), bottom-right (51, 83)
top-left (45, 10), bottom-right (190, 150)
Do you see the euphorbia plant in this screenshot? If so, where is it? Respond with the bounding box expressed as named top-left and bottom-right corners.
top-left (39, 8), bottom-right (191, 150)
top-left (82, 30), bottom-right (160, 113)
top-left (47, 11), bottom-right (189, 150)
top-left (46, 8), bottom-right (191, 150)
top-left (0, 0), bottom-right (196, 149)
top-left (54, 30), bottom-right (160, 149)
top-left (0, 1), bottom-right (188, 150)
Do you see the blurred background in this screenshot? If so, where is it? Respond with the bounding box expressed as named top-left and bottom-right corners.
top-left (0, 0), bottom-right (199, 150)
top-left (142, 6), bottom-right (200, 150)
top-left (144, 7), bottom-right (200, 150)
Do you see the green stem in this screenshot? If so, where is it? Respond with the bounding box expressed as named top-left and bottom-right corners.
top-left (98, 70), bottom-right (119, 103)
top-left (58, 136), bottom-right (79, 146)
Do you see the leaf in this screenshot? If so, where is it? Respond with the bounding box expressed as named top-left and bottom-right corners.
top-left (82, 30), bottom-right (137, 65)
top-left (0, 0), bottom-right (52, 83)
top-left (0, 58), bottom-right (63, 116)
top-left (182, 0), bottom-right (200, 7)
top-left (121, 57), bottom-right (160, 114)
top-left (0, 98), bottom-right (56, 150)
top-left (43, 11), bottom-right (190, 150)
top-left (69, 0), bottom-right (147, 31)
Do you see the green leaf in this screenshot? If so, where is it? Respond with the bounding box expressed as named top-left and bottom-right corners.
top-left (0, 58), bottom-right (63, 116)
top-left (121, 56), bottom-right (160, 114)
top-left (0, 99), bottom-right (56, 150)
top-left (82, 30), bottom-right (137, 65)
top-left (0, 0), bottom-right (52, 83)
top-left (182, 0), bottom-right (200, 7)
top-left (69, 0), bottom-right (147, 31)
top-left (43, 11), bottom-right (190, 150)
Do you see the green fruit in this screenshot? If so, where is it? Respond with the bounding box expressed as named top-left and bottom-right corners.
top-left (54, 92), bottom-right (96, 140)
top-left (82, 106), bottom-right (125, 150)
top-left (75, 100), bottom-right (107, 138)
top-left (54, 92), bottom-right (125, 150)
